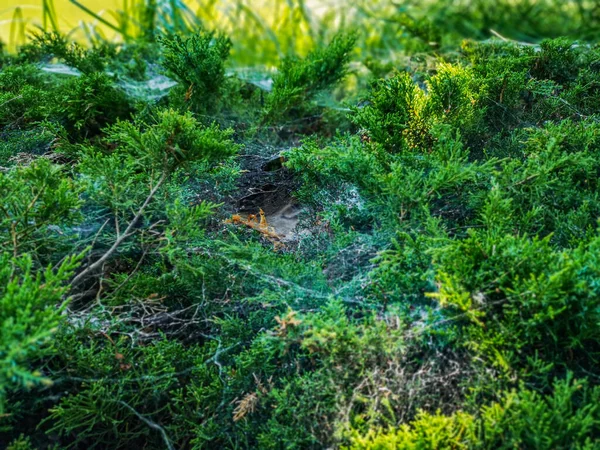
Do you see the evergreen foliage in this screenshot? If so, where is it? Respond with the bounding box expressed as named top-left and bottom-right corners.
top-left (347, 376), bottom-right (600, 449)
top-left (263, 33), bottom-right (357, 123)
top-left (0, 253), bottom-right (81, 413)
top-left (2, 16), bottom-right (600, 450)
top-left (160, 30), bottom-right (232, 113)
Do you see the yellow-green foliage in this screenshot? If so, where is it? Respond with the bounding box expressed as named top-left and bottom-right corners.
top-left (353, 64), bottom-right (482, 152)
top-left (347, 376), bottom-right (600, 449)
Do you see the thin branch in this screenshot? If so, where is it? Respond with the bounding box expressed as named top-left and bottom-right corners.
top-left (117, 401), bottom-right (174, 450)
top-left (70, 171), bottom-right (169, 288)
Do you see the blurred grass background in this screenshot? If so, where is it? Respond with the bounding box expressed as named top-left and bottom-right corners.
top-left (2, 0), bottom-right (600, 65)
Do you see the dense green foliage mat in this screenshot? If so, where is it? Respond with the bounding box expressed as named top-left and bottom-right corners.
top-left (2, 24), bottom-right (600, 449)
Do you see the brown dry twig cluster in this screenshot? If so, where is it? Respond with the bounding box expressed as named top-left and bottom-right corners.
top-left (226, 208), bottom-right (285, 250)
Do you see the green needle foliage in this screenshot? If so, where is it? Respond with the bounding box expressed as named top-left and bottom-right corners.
top-left (0, 159), bottom-right (82, 257)
top-left (263, 32), bottom-right (357, 123)
top-left (0, 253), bottom-right (82, 414)
top-left (347, 375), bottom-right (600, 449)
top-left (3, 10), bottom-right (600, 450)
top-left (17, 31), bottom-right (111, 73)
top-left (160, 30), bottom-right (232, 113)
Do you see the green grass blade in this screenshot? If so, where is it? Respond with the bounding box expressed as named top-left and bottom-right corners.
top-left (69, 0), bottom-right (130, 38)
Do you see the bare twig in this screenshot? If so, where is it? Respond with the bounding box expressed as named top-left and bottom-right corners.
top-left (70, 171), bottom-right (168, 288)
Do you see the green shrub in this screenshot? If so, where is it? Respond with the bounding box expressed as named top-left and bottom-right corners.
top-left (429, 213), bottom-right (600, 376)
top-left (352, 72), bottom-right (427, 152)
top-left (0, 159), bottom-right (82, 258)
top-left (0, 64), bottom-right (51, 126)
top-left (0, 63), bottom-right (131, 136)
top-left (160, 30), bottom-right (232, 113)
top-left (347, 376), bottom-right (600, 449)
top-left (425, 63), bottom-right (483, 137)
top-left (44, 336), bottom-right (216, 448)
top-left (18, 31), bottom-right (113, 74)
top-left (353, 64), bottom-right (483, 152)
top-left (285, 134), bottom-right (385, 201)
top-left (3, 21), bottom-right (600, 450)
top-left (58, 72), bottom-right (132, 136)
top-left (68, 108), bottom-right (238, 291)
top-left (0, 252), bottom-right (81, 413)
top-left (496, 120), bottom-right (600, 246)
top-left (263, 33), bottom-right (357, 123)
